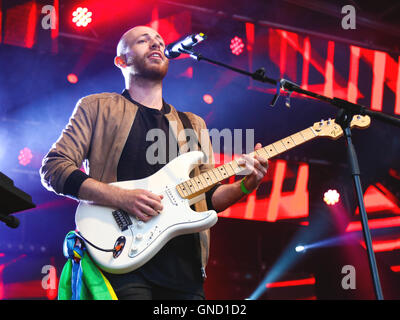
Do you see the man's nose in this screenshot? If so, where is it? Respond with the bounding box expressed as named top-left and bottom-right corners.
top-left (150, 39), bottom-right (161, 49)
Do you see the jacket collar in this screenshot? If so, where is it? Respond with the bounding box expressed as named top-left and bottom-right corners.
top-left (121, 89), bottom-right (171, 114)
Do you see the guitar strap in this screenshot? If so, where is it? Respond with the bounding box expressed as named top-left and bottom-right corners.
top-left (176, 111), bottom-right (204, 269)
top-left (177, 111), bottom-right (202, 153)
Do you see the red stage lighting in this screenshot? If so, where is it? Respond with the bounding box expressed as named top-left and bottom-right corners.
top-left (323, 189), bottom-right (340, 205)
top-left (203, 94), bottom-right (214, 104)
top-left (230, 36), bottom-right (244, 56)
top-left (266, 276), bottom-right (315, 288)
top-left (18, 148), bottom-right (32, 166)
top-left (72, 7), bottom-right (92, 27)
top-left (391, 265), bottom-right (400, 272)
top-left (67, 73), bottom-right (78, 84)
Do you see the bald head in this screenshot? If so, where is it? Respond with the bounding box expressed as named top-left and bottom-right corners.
top-left (116, 26), bottom-right (165, 56)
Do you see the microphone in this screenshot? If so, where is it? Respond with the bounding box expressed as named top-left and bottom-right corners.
top-left (164, 33), bottom-right (207, 59)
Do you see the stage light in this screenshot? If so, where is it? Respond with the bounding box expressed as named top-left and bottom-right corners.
top-left (295, 245), bottom-right (306, 253)
top-left (266, 277), bottom-right (315, 288)
top-left (18, 147), bottom-right (32, 166)
top-left (323, 189), bottom-right (340, 205)
top-left (346, 217), bottom-right (400, 232)
top-left (67, 73), bottom-right (78, 84)
top-left (391, 265), bottom-right (400, 272)
top-left (72, 7), bottom-right (92, 27)
top-left (203, 94), bottom-right (213, 104)
top-left (230, 36), bottom-right (244, 56)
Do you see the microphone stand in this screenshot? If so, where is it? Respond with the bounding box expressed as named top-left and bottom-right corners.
top-left (180, 47), bottom-right (400, 300)
top-left (181, 49), bottom-right (278, 86)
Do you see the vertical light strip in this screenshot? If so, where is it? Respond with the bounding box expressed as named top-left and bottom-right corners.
top-left (266, 160), bottom-right (286, 222)
top-left (244, 194), bottom-right (256, 220)
top-left (290, 163), bottom-right (309, 215)
top-left (0, 0), bottom-right (2, 43)
top-left (371, 51), bottom-right (386, 111)
top-left (324, 41), bottom-right (335, 98)
top-left (246, 22), bottom-right (255, 87)
top-left (0, 264), bottom-right (5, 300)
top-left (51, 0), bottom-right (59, 53)
top-left (280, 30), bottom-right (288, 77)
top-left (301, 37), bottom-right (311, 90)
top-left (293, 164), bottom-right (308, 197)
top-left (395, 56), bottom-right (400, 115)
top-left (25, 1), bottom-right (37, 48)
top-left (347, 46), bottom-right (360, 103)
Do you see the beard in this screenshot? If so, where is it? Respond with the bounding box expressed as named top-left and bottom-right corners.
top-left (131, 54), bottom-right (169, 81)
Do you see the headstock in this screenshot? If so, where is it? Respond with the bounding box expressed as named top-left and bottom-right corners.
top-left (312, 115), bottom-right (371, 139)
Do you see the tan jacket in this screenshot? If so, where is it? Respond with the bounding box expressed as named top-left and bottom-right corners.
top-left (40, 92), bottom-right (216, 272)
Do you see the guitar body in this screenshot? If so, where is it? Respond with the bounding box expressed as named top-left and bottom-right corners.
top-left (75, 151), bottom-right (218, 274)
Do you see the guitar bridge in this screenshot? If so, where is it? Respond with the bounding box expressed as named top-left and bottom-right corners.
top-left (112, 209), bottom-right (132, 231)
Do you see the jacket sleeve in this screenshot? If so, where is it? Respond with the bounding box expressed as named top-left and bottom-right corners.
top-left (40, 98), bottom-right (95, 198)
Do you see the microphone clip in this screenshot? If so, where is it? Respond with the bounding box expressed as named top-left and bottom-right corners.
top-left (269, 78), bottom-right (295, 108)
top-left (177, 47), bottom-right (202, 61)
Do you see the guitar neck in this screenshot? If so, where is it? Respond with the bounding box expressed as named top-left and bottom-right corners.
top-left (176, 126), bottom-right (318, 199)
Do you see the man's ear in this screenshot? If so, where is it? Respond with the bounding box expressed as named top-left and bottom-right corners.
top-left (114, 56), bottom-right (127, 68)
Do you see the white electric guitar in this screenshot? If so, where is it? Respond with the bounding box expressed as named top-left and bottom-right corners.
top-left (75, 115), bottom-right (370, 274)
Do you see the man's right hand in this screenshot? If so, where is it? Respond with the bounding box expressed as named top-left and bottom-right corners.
top-left (78, 178), bottom-right (163, 222)
top-left (116, 188), bottom-right (164, 222)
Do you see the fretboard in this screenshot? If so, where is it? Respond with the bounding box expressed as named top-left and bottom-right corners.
top-left (176, 126), bottom-right (317, 199)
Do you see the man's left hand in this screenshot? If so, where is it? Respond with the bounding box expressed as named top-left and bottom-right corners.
top-left (237, 143), bottom-right (269, 194)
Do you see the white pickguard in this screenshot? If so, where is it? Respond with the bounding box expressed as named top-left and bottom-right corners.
top-left (75, 151), bottom-right (218, 274)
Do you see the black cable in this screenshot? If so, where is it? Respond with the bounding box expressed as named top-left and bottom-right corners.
top-left (75, 231), bottom-right (115, 253)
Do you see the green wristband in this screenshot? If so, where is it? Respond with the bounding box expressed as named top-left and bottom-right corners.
top-left (240, 178), bottom-right (251, 195)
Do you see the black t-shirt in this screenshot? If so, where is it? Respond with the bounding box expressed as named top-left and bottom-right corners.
top-left (115, 90), bottom-right (204, 294)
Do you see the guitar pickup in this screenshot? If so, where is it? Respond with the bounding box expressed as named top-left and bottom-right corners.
top-left (112, 209), bottom-right (133, 231)
top-left (165, 187), bottom-right (177, 206)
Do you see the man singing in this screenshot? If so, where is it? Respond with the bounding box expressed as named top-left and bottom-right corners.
top-left (40, 26), bottom-right (268, 300)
